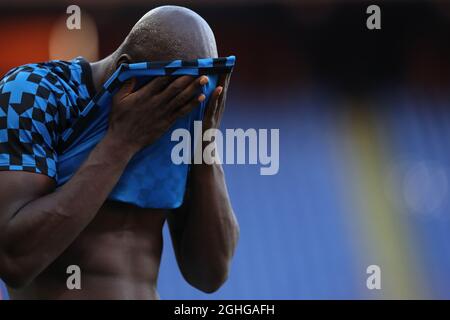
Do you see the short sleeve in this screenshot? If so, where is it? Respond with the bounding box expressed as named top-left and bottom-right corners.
top-left (0, 67), bottom-right (58, 179)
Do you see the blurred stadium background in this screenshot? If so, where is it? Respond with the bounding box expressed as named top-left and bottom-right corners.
top-left (1, 0), bottom-right (450, 299)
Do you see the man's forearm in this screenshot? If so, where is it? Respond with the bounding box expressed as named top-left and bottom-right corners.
top-left (2, 133), bottom-right (136, 285)
top-left (172, 161), bottom-right (239, 291)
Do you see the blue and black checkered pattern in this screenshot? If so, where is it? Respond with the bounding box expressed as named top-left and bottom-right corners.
top-left (59, 56), bottom-right (236, 152)
top-left (0, 55), bottom-right (235, 209)
top-left (58, 56), bottom-right (235, 209)
top-left (0, 57), bottom-right (94, 179)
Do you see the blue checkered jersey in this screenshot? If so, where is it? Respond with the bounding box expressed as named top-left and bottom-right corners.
top-left (0, 56), bottom-right (236, 209)
top-left (0, 57), bottom-right (95, 178)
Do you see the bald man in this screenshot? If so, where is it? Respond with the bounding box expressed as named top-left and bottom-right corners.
top-left (0, 6), bottom-right (239, 299)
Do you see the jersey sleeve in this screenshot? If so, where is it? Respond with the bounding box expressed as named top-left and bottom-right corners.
top-left (0, 67), bottom-right (58, 179)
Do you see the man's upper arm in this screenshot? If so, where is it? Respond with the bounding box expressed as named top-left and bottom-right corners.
top-left (0, 67), bottom-right (58, 223)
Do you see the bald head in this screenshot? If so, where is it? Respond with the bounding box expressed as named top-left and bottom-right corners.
top-left (117, 6), bottom-right (218, 63)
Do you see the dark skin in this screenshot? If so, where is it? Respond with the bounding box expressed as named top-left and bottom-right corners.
top-left (0, 6), bottom-right (239, 299)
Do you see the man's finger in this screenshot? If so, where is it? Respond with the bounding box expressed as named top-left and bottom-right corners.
top-left (217, 73), bottom-right (230, 90)
top-left (166, 76), bottom-right (208, 110)
top-left (174, 94), bottom-right (205, 119)
top-left (204, 86), bottom-right (223, 118)
top-left (211, 86), bottom-right (223, 105)
top-left (132, 76), bottom-right (173, 100)
top-left (159, 76), bottom-right (199, 104)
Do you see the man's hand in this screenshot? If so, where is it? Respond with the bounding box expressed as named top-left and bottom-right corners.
top-left (202, 73), bottom-right (231, 131)
top-left (109, 75), bottom-right (209, 152)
